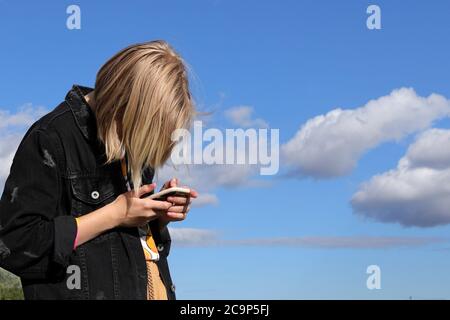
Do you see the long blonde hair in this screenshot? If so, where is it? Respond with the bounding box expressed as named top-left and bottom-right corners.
top-left (94, 40), bottom-right (195, 195)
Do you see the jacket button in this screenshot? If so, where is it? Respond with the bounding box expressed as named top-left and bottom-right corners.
top-left (91, 191), bottom-right (100, 200)
top-left (170, 284), bottom-right (176, 293)
top-left (157, 244), bottom-right (164, 252)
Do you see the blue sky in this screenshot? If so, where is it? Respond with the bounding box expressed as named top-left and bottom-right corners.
top-left (1, 0), bottom-right (450, 299)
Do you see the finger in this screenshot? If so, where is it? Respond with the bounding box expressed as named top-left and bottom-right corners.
top-left (166, 196), bottom-right (191, 205)
top-left (144, 199), bottom-right (172, 211)
top-left (169, 177), bottom-right (178, 188)
top-left (167, 205), bottom-right (191, 213)
top-left (160, 179), bottom-right (171, 191)
top-left (190, 188), bottom-right (198, 198)
top-left (137, 183), bottom-right (156, 198)
top-left (166, 211), bottom-right (186, 221)
top-left (181, 186), bottom-right (198, 198)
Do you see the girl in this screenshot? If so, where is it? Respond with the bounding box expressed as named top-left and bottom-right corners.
top-left (0, 40), bottom-right (198, 300)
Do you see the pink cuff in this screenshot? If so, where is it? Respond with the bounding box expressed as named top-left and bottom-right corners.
top-left (73, 217), bottom-right (80, 250)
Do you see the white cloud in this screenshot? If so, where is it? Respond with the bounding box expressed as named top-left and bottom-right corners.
top-left (0, 103), bottom-right (46, 131)
top-left (226, 236), bottom-right (443, 249)
top-left (352, 128), bottom-right (450, 227)
top-left (224, 106), bottom-right (268, 128)
top-left (157, 108), bottom-right (272, 206)
top-left (155, 104), bottom-right (274, 206)
top-left (0, 134), bottom-right (21, 182)
top-left (401, 129), bottom-right (450, 170)
top-left (0, 105), bottom-right (47, 193)
top-left (156, 162), bottom-right (261, 191)
top-left (168, 227), bottom-right (219, 246)
top-left (155, 162), bottom-right (263, 207)
top-left (282, 88), bottom-right (450, 178)
top-left (168, 227), bottom-right (443, 249)
top-left (192, 193), bottom-right (219, 207)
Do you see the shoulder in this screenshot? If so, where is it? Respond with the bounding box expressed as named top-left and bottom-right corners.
top-left (22, 98), bottom-right (81, 148)
top-left (16, 101), bottom-right (73, 169)
top-left (30, 101), bottom-right (72, 136)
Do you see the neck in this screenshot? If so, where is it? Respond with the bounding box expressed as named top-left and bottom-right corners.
top-left (84, 91), bottom-right (96, 111)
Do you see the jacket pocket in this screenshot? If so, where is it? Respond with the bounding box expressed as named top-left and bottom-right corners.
top-left (69, 175), bottom-right (116, 216)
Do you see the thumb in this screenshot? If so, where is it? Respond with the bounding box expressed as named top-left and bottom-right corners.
top-left (137, 183), bottom-right (156, 198)
top-left (170, 178), bottom-right (178, 187)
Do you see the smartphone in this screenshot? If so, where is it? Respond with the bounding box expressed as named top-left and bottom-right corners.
top-left (147, 187), bottom-right (191, 201)
top-left (147, 187), bottom-right (191, 212)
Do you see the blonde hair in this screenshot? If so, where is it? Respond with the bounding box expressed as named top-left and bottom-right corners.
top-left (94, 40), bottom-right (195, 195)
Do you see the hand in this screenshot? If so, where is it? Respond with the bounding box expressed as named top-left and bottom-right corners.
top-left (158, 178), bottom-right (198, 229)
top-left (110, 183), bottom-right (173, 228)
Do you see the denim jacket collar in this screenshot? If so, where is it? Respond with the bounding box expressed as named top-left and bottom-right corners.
top-left (65, 84), bottom-right (97, 143)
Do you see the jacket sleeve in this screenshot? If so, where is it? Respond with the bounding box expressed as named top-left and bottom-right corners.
top-left (0, 128), bottom-right (77, 280)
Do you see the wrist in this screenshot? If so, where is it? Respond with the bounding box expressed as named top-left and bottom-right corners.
top-left (108, 196), bottom-right (126, 228)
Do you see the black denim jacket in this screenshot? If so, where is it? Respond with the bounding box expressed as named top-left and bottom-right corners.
top-left (0, 85), bottom-right (176, 300)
